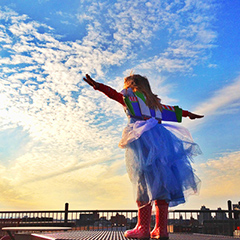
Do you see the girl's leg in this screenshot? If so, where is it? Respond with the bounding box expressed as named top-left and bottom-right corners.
top-left (124, 175), bottom-right (152, 239)
top-left (151, 200), bottom-right (169, 240)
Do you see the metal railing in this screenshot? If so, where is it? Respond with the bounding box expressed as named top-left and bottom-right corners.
top-left (0, 203), bottom-right (240, 238)
top-left (168, 209), bottom-right (240, 237)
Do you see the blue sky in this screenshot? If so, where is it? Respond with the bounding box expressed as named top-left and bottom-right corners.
top-left (0, 0), bottom-right (240, 211)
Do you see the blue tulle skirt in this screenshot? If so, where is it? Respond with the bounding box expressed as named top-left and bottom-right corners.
top-left (119, 118), bottom-right (201, 207)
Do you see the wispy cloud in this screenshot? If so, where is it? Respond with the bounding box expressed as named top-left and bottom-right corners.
top-left (78, 0), bottom-right (217, 72)
top-left (173, 150), bottom-right (240, 210)
top-left (0, 6), bottom-right (129, 209)
top-left (182, 76), bottom-right (240, 130)
top-left (195, 76), bottom-right (240, 116)
top-left (134, 0), bottom-right (217, 73)
top-left (197, 151), bottom-right (240, 199)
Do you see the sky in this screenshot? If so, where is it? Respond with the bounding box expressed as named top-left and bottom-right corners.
top-left (0, 0), bottom-right (240, 212)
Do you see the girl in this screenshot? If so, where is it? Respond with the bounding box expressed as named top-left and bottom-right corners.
top-left (83, 74), bottom-right (203, 240)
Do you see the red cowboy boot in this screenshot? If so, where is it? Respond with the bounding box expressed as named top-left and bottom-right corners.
top-left (151, 200), bottom-right (169, 240)
top-left (124, 201), bottom-right (152, 239)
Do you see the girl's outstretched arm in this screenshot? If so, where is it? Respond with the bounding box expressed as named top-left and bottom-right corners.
top-left (83, 74), bottom-right (125, 106)
top-left (83, 74), bottom-right (204, 120)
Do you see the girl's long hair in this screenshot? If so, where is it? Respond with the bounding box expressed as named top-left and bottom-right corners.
top-left (124, 74), bottom-right (162, 111)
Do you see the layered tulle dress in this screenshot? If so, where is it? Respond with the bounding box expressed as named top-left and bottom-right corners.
top-left (119, 115), bottom-right (201, 207)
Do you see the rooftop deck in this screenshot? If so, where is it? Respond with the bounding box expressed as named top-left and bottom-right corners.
top-left (29, 231), bottom-right (238, 240)
top-left (1, 202), bottom-right (240, 240)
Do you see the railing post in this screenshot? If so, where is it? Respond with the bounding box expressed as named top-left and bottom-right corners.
top-left (228, 200), bottom-right (233, 219)
top-left (228, 200), bottom-right (233, 236)
top-left (64, 203), bottom-right (69, 226)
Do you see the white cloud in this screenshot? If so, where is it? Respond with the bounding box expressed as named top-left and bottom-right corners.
top-left (0, 6), bottom-right (126, 179)
top-left (173, 150), bottom-right (240, 210)
top-left (197, 151), bottom-right (240, 199)
top-left (0, 152), bottom-right (133, 210)
top-left (182, 75), bottom-right (240, 130)
top-left (129, 0), bottom-right (217, 73)
top-left (196, 77), bottom-right (240, 115)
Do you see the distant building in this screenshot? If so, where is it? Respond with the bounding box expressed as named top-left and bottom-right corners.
top-left (233, 203), bottom-right (240, 219)
top-left (215, 207), bottom-right (227, 220)
top-left (94, 217), bottom-right (111, 227)
top-left (76, 212), bottom-right (100, 226)
top-left (111, 213), bottom-right (127, 227)
top-left (80, 212), bottom-right (99, 221)
top-left (198, 206), bottom-right (212, 224)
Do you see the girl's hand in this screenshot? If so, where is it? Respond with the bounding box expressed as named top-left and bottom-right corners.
top-left (188, 112), bottom-right (204, 120)
top-left (83, 74), bottom-right (99, 89)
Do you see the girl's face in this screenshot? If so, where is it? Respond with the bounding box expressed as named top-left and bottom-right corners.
top-left (123, 77), bottom-right (135, 90)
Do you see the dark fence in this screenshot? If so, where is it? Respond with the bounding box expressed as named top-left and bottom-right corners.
top-left (0, 203), bottom-right (240, 238)
top-left (168, 209), bottom-right (240, 237)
